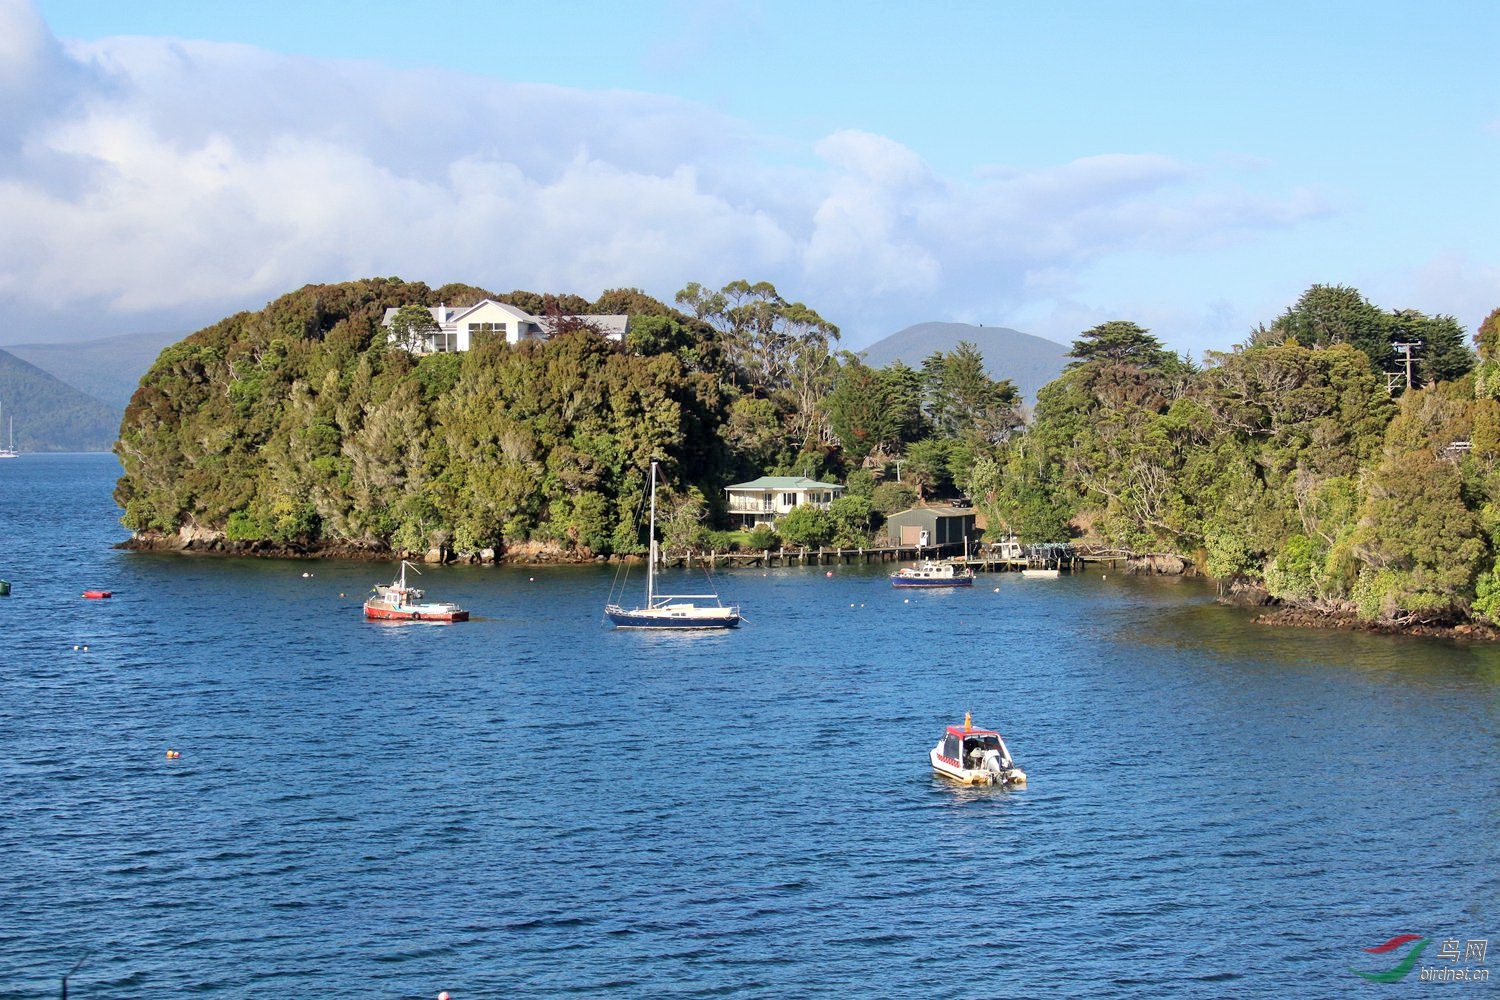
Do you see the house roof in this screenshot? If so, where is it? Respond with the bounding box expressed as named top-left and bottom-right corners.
top-left (725, 476), bottom-right (843, 491)
top-left (886, 506), bottom-right (975, 521)
top-left (447, 300), bottom-right (533, 323)
top-left (380, 301), bottom-right (628, 334)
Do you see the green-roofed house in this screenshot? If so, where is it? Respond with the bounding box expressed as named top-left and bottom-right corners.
top-left (725, 476), bottom-right (844, 528)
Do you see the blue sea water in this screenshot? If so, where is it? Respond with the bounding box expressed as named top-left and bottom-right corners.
top-left (0, 453), bottom-right (1495, 998)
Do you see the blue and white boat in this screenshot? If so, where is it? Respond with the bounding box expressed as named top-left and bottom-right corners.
top-left (891, 560), bottom-right (973, 588)
top-left (605, 461), bottom-right (741, 629)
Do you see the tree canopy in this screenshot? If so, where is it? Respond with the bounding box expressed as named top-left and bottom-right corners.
top-left (116, 276), bottom-right (1500, 630)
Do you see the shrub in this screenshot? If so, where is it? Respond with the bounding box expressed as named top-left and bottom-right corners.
top-left (746, 524), bottom-right (780, 550)
top-left (777, 505), bottom-right (834, 546)
top-left (704, 529), bottom-right (738, 551)
top-left (872, 482), bottom-right (918, 515)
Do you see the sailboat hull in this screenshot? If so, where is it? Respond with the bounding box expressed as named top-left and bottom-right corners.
top-left (604, 604), bottom-right (740, 629)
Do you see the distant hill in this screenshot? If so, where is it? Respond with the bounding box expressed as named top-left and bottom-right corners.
top-left (0, 350), bottom-right (121, 452)
top-left (3, 330), bottom-right (180, 411)
top-left (859, 322), bottom-right (1071, 405)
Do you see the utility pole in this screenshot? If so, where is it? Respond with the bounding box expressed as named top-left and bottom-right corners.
top-left (1392, 341), bottom-right (1421, 392)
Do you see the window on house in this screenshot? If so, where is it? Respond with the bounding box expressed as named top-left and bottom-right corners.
top-left (467, 322), bottom-right (507, 345)
top-left (781, 492), bottom-right (797, 507)
top-left (433, 331), bottom-right (458, 352)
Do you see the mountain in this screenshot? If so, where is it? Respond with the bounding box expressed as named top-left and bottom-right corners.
top-left (0, 349), bottom-right (121, 452)
top-left (858, 322), bottom-right (1071, 405)
top-left (2, 330), bottom-right (181, 411)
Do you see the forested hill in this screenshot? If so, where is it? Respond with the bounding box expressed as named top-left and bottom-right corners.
top-left (117, 276), bottom-right (1500, 633)
top-left (114, 278), bottom-right (743, 557)
top-left (0, 350), bottom-right (119, 452)
top-left (4, 330), bottom-right (181, 411)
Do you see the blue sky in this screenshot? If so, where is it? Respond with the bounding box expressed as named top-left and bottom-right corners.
top-left (7, 0), bottom-right (1498, 359)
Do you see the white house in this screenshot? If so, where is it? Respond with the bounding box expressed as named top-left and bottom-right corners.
top-left (725, 476), bottom-right (844, 528)
top-left (381, 299), bottom-right (629, 353)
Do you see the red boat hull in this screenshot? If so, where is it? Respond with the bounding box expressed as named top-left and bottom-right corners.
top-left (363, 602), bottom-right (468, 622)
top-left (82, 590), bottom-right (112, 599)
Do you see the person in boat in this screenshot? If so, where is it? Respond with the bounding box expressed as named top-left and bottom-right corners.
top-left (965, 734), bottom-right (1003, 766)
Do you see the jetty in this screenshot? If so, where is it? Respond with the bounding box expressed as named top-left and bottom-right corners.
top-left (662, 540), bottom-right (1100, 573)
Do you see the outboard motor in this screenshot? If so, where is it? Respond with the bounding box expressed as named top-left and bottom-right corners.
top-left (981, 748), bottom-right (1025, 786)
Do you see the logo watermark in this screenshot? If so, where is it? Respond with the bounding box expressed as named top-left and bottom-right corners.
top-left (1350, 933), bottom-right (1488, 984)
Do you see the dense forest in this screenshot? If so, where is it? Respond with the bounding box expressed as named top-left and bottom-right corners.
top-left (115, 277), bottom-right (1500, 627)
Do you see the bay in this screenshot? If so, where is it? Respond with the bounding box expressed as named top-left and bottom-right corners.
top-left (1, 454), bottom-right (1495, 997)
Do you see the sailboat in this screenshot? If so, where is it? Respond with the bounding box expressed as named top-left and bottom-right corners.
top-left (0, 404), bottom-right (17, 459)
top-left (604, 461), bottom-right (741, 629)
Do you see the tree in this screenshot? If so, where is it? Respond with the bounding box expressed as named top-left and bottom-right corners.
top-left (1268, 284), bottom-right (1390, 373)
top-left (387, 303), bottom-right (438, 353)
top-left (903, 438), bottom-right (953, 499)
top-left (827, 359), bottom-right (898, 462)
top-left (878, 360), bottom-right (928, 447)
top-left (776, 505), bottom-right (833, 547)
top-left (676, 279), bottom-right (839, 391)
top-left (1067, 321), bottom-right (1178, 369)
top-left (920, 341), bottom-right (1021, 442)
top-left (1476, 307), bottom-right (1500, 360)
top-left (872, 481), bottom-right (918, 516)
top-left (1473, 307), bottom-right (1500, 399)
top-left (1387, 309), bottom-right (1474, 387)
top-left (827, 494), bottom-right (876, 546)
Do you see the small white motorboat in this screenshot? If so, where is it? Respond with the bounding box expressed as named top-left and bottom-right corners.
top-left (929, 712), bottom-right (1026, 787)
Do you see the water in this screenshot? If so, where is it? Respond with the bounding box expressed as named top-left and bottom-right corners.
top-left (1, 454), bottom-right (1495, 998)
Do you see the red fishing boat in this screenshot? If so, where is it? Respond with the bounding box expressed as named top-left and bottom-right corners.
top-left (363, 561), bottom-right (468, 622)
top-left (82, 590), bottom-right (112, 599)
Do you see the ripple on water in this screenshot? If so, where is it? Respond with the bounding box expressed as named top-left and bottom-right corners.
top-left (0, 457), bottom-right (1496, 997)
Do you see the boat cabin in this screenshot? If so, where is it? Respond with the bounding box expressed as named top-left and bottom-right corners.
top-left (938, 725), bottom-right (1012, 769)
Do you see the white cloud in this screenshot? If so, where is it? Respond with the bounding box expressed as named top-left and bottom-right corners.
top-left (0, 1), bottom-right (1337, 349)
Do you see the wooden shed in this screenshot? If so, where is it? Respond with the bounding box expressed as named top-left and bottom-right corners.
top-left (884, 506), bottom-right (977, 551)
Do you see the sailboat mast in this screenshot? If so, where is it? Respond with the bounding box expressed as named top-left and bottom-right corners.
top-left (647, 460), bottom-right (658, 605)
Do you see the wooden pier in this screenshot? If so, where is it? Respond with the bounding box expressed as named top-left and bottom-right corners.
top-left (660, 542), bottom-right (1108, 574)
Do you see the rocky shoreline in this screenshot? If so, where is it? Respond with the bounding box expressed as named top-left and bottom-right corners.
top-left (1248, 604), bottom-right (1500, 640)
top-left (115, 528), bottom-right (606, 565)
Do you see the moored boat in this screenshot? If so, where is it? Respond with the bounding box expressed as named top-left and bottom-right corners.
top-left (364, 561), bottom-right (469, 622)
top-left (82, 589), bottom-right (112, 599)
top-left (930, 713), bottom-right (1026, 787)
top-left (0, 405), bottom-right (17, 459)
top-left (604, 460), bottom-right (740, 629)
top-left (891, 560), bottom-right (974, 588)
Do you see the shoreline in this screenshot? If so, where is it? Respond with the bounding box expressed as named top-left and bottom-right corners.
top-left (114, 532), bottom-right (611, 565)
top-left (1250, 604), bottom-right (1500, 641)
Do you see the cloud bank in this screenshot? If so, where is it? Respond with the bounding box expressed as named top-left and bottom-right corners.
top-left (0, 1), bottom-right (1336, 350)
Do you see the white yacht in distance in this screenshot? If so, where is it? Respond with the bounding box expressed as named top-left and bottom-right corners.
top-left (0, 406), bottom-right (18, 459)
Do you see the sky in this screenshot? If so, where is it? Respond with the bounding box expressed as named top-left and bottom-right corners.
top-left (4, 0), bottom-right (1497, 358)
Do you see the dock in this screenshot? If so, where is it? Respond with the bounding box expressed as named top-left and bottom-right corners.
top-left (661, 541), bottom-right (1113, 573)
